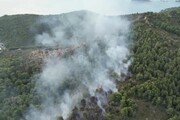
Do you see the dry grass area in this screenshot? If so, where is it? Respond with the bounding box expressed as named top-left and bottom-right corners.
top-left (132, 99), bottom-right (168, 120)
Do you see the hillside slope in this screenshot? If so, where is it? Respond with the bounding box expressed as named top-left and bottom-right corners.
top-left (0, 14), bottom-right (39, 48)
top-left (0, 11), bottom-right (98, 48)
top-left (0, 7), bottom-right (179, 120)
top-left (106, 7), bottom-right (180, 120)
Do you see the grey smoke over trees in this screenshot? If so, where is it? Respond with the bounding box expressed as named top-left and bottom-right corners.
top-left (25, 11), bottom-right (131, 120)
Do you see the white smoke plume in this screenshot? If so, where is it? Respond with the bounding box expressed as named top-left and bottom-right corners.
top-left (26, 11), bottom-right (131, 120)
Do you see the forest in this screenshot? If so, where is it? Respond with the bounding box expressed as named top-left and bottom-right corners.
top-left (0, 7), bottom-right (179, 120)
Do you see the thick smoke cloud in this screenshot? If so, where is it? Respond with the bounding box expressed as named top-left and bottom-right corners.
top-left (26, 11), bottom-right (131, 120)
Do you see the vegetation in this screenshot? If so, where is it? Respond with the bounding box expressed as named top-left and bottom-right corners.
top-left (0, 52), bottom-right (40, 120)
top-left (106, 7), bottom-right (180, 120)
top-left (0, 14), bottom-right (54, 48)
top-left (0, 14), bottom-right (40, 48)
top-left (0, 7), bottom-right (179, 120)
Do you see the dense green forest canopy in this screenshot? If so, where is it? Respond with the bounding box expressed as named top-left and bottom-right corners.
top-left (0, 7), bottom-right (180, 120)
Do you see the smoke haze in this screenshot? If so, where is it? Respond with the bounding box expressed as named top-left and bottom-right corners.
top-left (23, 0), bottom-right (179, 120)
top-left (25, 11), bottom-right (131, 120)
